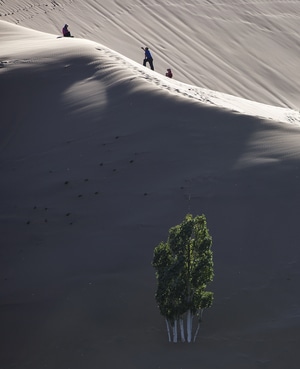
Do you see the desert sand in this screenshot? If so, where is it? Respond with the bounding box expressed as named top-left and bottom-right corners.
top-left (1, 1), bottom-right (300, 368)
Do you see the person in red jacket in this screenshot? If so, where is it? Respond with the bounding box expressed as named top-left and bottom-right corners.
top-left (165, 68), bottom-right (173, 78)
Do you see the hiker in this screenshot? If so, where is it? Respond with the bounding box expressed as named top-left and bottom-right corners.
top-left (165, 68), bottom-right (173, 78)
top-left (62, 24), bottom-right (71, 37)
top-left (141, 47), bottom-right (154, 70)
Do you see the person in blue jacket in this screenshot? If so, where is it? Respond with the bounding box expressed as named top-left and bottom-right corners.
top-left (141, 47), bottom-right (154, 70)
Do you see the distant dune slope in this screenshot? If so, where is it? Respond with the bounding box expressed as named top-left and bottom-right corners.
top-left (1, 0), bottom-right (300, 109)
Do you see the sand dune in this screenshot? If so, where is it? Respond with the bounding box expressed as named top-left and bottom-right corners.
top-left (2, 0), bottom-right (300, 108)
top-left (1, 1), bottom-right (300, 369)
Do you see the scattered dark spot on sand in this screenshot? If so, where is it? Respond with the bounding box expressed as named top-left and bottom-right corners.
top-left (26, 221), bottom-right (30, 224)
top-left (115, 136), bottom-right (119, 139)
top-left (64, 181), bottom-right (69, 185)
top-left (66, 213), bottom-right (71, 216)
top-left (84, 178), bottom-right (89, 182)
top-left (99, 163), bottom-right (103, 166)
top-left (44, 207), bottom-right (48, 211)
top-left (144, 192), bottom-right (148, 196)
top-left (44, 219), bottom-right (47, 223)
top-left (113, 169), bottom-right (116, 172)
top-left (129, 160), bottom-right (134, 163)
top-left (78, 194), bottom-right (83, 198)
top-left (94, 191), bottom-right (99, 195)
top-left (33, 206), bottom-right (37, 209)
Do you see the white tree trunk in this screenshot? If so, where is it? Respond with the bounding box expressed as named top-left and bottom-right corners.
top-left (172, 319), bottom-right (178, 343)
top-left (193, 322), bottom-right (200, 342)
top-left (199, 308), bottom-right (204, 322)
top-left (179, 318), bottom-right (185, 342)
top-left (186, 310), bottom-right (193, 343)
top-left (193, 309), bottom-right (204, 342)
top-left (165, 319), bottom-right (171, 342)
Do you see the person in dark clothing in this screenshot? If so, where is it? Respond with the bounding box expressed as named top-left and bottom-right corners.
top-left (141, 47), bottom-right (154, 70)
top-left (165, 68), bottom-right (173, 78)
top-left (62, 24), bottom-right (71, 37)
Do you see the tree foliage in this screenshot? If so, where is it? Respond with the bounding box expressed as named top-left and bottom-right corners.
top-left (152, 213), bottom-right (214, 342)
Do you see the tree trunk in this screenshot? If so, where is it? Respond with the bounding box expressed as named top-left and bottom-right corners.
top-left (179, 318), bottom-right (185, 342)
top-left (165, 319), bottom-right (171, 342)
top-left (193, 309), bottom-right (204, 342)
top-left (172, 319), bottom-right (178, 343)
top-left (193, 322), bottom-right (200, 342)
top-left (199, 308), bottom-right (204, 322)
top-left (186, 310), bottom-right (193, 343)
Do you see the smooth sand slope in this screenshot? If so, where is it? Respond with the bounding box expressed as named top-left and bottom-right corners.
top-left (1, 1), bottom-right (300, 369)
top-left (1, 0), bottom-right (300, 109)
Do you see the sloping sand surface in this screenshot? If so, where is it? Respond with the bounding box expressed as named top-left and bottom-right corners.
top-left (2, 0), bottom-right (300, 109)
top-left (1, 1), bottom-right (300, 368)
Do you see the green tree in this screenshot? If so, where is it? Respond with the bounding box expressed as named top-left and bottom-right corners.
top-left (152, 214), bottom-right (214, 343)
